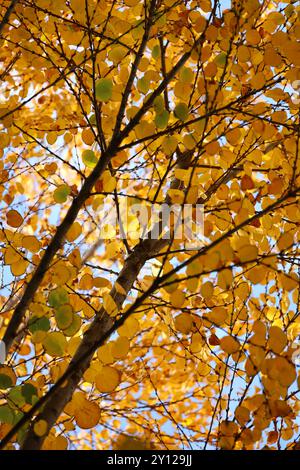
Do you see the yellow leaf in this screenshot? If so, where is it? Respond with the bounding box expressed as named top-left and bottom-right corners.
top-left (174, 168), bottom-right (192, 183)
top-left (226, 128), bottom-right (241, 145)
top-left (95, 366), bottom-right (120, 393)
top-left (74, 399), bottom-right (101, 429)
top-left (97, 344), bottom-right (114, 365)
top-left (66, 222), bottom-right (82, 242)
top-left (268, 326), bottom-right (287, 354)
top-left (111, 336), bottom-right (130, 359)
top-left (200, 281), bottom-right (214, 300)
top-left (11, 259), bottom-right (28, 276)
top-left (4, 247), bottom-right (21, 265)
top-left (103, 294), bottom-right (118, 316)
top-left (124, 0), bottom-right (139, 5)
top-left (167, 189), bottom-right (185, 204)
top-left (118, 317), bottom-right (140, 338)
top-left (162, 135), bottom-right (178, 155)
top-left (174, 313), bottom-right (193, 334)
top-left (52, 262), bottom-right (71, 286)
top-left (251, 72), bottom-right (266, 89)
top-left (237, 244), bottom-right (258, 263)
top-left (246, 29), bottom-right (261, 45)
top-left (34, 420), bottom-right (48, 437)
top-left (81, 128), bottom-right (95, 145)
top-left (6, 210), bottom-right (23, 228)
top-left (79, 273), bottom-right (93, 290)
top-left (220, 336), bottom-right (240, 355)
top-left (186, 186), bottom-right (199, 204)
top-left (170, 290), bottom-right (185, 308)
top-left (190, 332), bottom-right (205, 353)
top-left (235, 406), bottom-right (250, 426)
top-left (52, 435), bottom-right (68, 450)
top-left (22, 235), bottom-right (41, 253)
top-left (205, 307), bottom-right (228, 326)
top-left (237, 45), bottom-right (250, 63)
top-left (94, 277), bottom-right (111, 288)
top-left (217, 269), bottom-right (233, 290)
top-left (102, 171), bottom-right (117, 192)
top-left (68, 248), bottom-right (81, 268)
top-left (269, 399), bottom-right (292, 418)
top-left (277, 232), bottom-right (294, 251)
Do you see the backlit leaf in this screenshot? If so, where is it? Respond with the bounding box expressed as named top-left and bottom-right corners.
top-left (95, 78), bottom-right (113, 102)
top-left (54, 185), bottom-right (70, 204)
top-left (43, 332), bottom-right (67, 357)
top-left (95, 366), bottom-right (120, 393)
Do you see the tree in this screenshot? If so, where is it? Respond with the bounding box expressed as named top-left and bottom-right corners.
top-left (0, 0), bottom-right (299, 451)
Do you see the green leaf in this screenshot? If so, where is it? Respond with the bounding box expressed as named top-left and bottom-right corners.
top-left (63, 313), bottom-right (82, 337)
top-left (155, 110), bottom-right (169, 129)
top-left (152, 44), bottom-right (160, 59)
top-left (31, 395), bottom-right (39, 406)
top-left (43, 332), bottom-right (67, 357)
top-left (54, 184), bottom-right (70, 204)
top-left (0, 374), bottom-right (12, 389)
top-left (153, 95), bottom-right (165, 114)
top-left (137, 77), bottom-right (150, 94)
top-left (9, 387), bottom-right (26, 408)
top-left (174, 103), bottom-right (189, 122)
top-left (179, 67), bottom-right (193, 82)
top-left (95, 78), bottom-right (113, 102)
top-left (215, 52), bottom-right (227, 67)
top-left (48, 287), bottom-right (69, 308)
top-left (28, 315), bottom-right (50, 334)
top-left (0, 405), bottom-right (15, 424)
top-left (89, 114), bottom-right (96, 126)
top-left (82, 149), bottom-right (98, 169)
top-left (55, 304), bottom-right (74, 330)
top-left (22, 383), bottom-right (37, 404)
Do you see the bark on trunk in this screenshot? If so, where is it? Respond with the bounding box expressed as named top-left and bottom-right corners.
top-left (21, 237), bottom-right (166, 449)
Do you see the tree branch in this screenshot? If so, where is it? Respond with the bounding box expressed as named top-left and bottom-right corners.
top-left (1, 183), bottom-right (298, 450)
top-left (0, 0), bottom-right (18, 36)
top-left (1, 0), bottom-right (204, 357)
